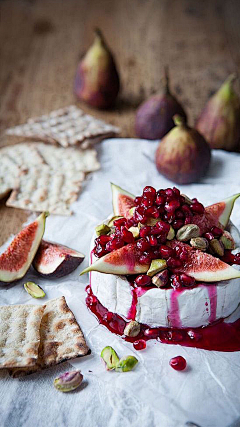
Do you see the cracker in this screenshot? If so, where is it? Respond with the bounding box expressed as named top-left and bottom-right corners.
top-left (6, 165), bottom-right (84, 215)
top-left (10, 296), bottom-right (90, 377)
top-left (5, 105), bottom-right (119, 148)
top-left (0, 303), bottom-right (45, 369)
top-left (0, 155), bottom-right (19, 199)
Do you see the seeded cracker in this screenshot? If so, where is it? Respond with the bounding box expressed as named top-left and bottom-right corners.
top-left (0, 303), bottom-right (45, 369)
top-left (9, 296), bottom-right (90, 377)
top-left (5, 105), bottom-right (119, 148)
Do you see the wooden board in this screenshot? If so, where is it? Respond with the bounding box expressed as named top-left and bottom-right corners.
top-left (0, 0), bottom-right (240, 245)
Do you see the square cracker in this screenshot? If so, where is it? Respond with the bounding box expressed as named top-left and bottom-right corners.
top-left (0, 303), bottom-right (45, 369)
top-left (5, 105), bottom-right (120, 148)
top-left (9, 296), bottom-right (90, 377)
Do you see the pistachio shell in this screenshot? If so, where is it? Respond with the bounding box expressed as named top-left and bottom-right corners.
top-left (128, 226), bottom-right (140, 239)
top-left (23, 282), bottom-right (45, 298)
top-left (152, 269), bottom-right (169, 287)
top-left (190, 237), bottom-right (209, 251)
top-left (101, 346), bottom-right (119, 370)
top-left (54, 370), bottom-right (83, 392)
top-left (115, 355), bottom-right (138, 372)
top-left (220, 231), bottom-right (235, 250)
top-left (124, 320), bottom-right (140, 337)
top-left (181, 194), bottom-right (193, 205)
top-left (95, 223), bottom-right (111, 236)
top-left (147, 259), bottom-right (167, 277)
top-left (176, 224), bottom-right (200, 242)
top-left (209, 239), bottom-right (225, 256)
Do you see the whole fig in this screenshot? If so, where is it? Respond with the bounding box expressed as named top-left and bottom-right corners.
top-left (155, 115), bottom-right (211, 184)
top-left (74, 29), bottom-right (120, 109)
top-left (196, 74), bottom-right (240, 151)
top-left (135, 68), bottom-right (187, 140)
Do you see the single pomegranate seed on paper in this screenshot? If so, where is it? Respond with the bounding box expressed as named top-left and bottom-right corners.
top-left (135, 274), bottom-right (152, 287)
top-left (169, 356), bottom-right (187, 371)
top-left (133, 339), bottom-right (146, 350)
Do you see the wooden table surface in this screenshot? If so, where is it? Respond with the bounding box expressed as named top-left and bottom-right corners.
top-left (0, 0), bottom-right (240, 246)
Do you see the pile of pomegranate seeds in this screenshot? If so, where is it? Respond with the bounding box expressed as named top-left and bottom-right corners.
top-left (93, 185), bottom-right (240, 289)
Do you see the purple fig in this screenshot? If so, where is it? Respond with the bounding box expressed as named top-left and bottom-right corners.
top-left (135, 68), bottom-right (187, 140)
top-left (74, 28), bottom-right (120, 109)
top-left (196, 74), bottom-right (240, 151)
top-left (155, 115), bottom-right (211, 184)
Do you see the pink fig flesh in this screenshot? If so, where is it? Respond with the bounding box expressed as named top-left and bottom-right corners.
top-left (33, 240), bottom-right (85, 278)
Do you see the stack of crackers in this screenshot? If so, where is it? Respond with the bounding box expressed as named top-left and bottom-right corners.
top-left (0, 296), bottom-right (90, 377)
top-left (1, 105), bottom-right (119, 215)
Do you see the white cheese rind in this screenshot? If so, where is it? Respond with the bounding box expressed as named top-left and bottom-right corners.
top-left (90, 223), bottom-right (240, 328)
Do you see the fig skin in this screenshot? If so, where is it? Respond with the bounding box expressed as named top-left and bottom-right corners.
top-left (196, 74), bottom-right (240, 151)
top-left (135, 69), bottom-right (187, 140)
top-left (155, 115), bottom-right (211, 184)
top-left (74, 28), bottom-right (120, 109)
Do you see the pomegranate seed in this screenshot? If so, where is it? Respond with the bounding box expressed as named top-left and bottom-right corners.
top-left (121, 227), bottom-right (135, 243)
top-left (180, 273), bottom-right (195, 287)
top-left (190, 202), bottom-right (205, 214)
top-left (164, 212), bottom-right (175, 222)
top-left (127, 218), bottom-right (136, 228)
top-left (148, 235), bottom-right (158, 246)
top-left (181, 204), bottom-right (193, 217)
top-left (146, 206), bottom-right (159, 218)
top-left (103, 312), bottom-right (113, 322)
top-left (134, 208), bottom-right (147, 224)
top-left (135, 274), bottom-right (152, 286)
top-left (134, 196), bottom-right (142, 205)
top-left (172, 219), bottom-right (184, 230)
top-left (136, 238), bottom-right (151, 252)
top-left (184, 217), bottom-right (192, 225)
top-left (211, 226), bottom-right (223, 237)
top-left (203, 232), bottom-right (215, 241)
top-left (140, 225), bottom-right (151, 238)
top-left (113, 217), bottom-right (127, 228)
top-left (234, 253), bottom-right (240, 265)
top-left (165, 199), bottom-right (180, 213)
top-left (156, 221), bottom-right (170, 233)
top-left (141, 197), bottom-right (153, 208)
top-left (94, 245), bottom-right (108, 257)
top-left (86, 295), bottom-right (97, 306)
top-left (175, 209), bottom-right (184, 219)
top-left (169, 356), bottom-right (187, 371)
top-left (165, 188), bottom-right (174, 198)
top-left (106, 237), bottom-right (124, 251)
top-left (221, 250), bottom-right (235, 264)
top-left (166, 330), bottom-right (183, 342)
top-left (144, 328), bottom-right (159, 338)
top-left (171, 274), bottom-right (182, 289)
top-left (143, 186), bottom-right (156, 200)
top-left (187, 330), bottom-right (202, 341)
top-left (167, 257), bottom-right (182, 269)
top-left (95, 235), bottom-right (111, 244)
top-left (133, 339), bottom-right (146, 350)
top-left (179, 250), bottom-right (188, 262)
top-left (156, 195), bottom-right (165, 206)
top-left (192, 198), bottom-right (198, 203)
top-left (139, 253), bottom-right (152, 264)
top-left (173, 187), bottom-right (181, 197)
top-left (160, 245), bottom-right (174, 259)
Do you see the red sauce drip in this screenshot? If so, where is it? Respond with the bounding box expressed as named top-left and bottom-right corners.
top-left (86, 285), bottom-right (240, 352)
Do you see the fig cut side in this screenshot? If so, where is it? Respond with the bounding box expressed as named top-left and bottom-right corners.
top-left (0, 212), bottom-right (48, 283)
top-left (33, 240), bottom-right (85, 278)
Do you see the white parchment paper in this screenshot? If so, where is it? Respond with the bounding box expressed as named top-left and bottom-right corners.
top-left (1, 139), bottom-right (240, 427)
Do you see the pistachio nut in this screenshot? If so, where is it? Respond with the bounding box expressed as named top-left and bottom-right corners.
top-left (146, 218), bottom-right (159, 226)
top-left (115, 355), bottom-right (138, 372)
top-left (176, 224), bottom-right (200, 242)
top-left (128, 207), bottom-right (136, 217)
top-left (167, 225), bottom-right (175, 240)
top-left (209, 239), bottom-right (225, 257)
top-left (220, 231), bottom-right (235, 250)
top-left (152, 269), bottom-right (169, 288)
top-left (190, 237), bottom-right (209, 251)
top-left (128, 226), bottom-right (140, 239)
top-left (101, 346), bottom-right (119, 370)
top-left (147, 259), bottom-right (167, 277)
top-left (124, 320), bottom-right (140, 337)
top-left (23, 282), bottom-right (45, 299)
top-left (181, 194), bottom-right (193, 205)
top-left (95, 223), bottom-right (111, 236)
top-left (54, 370), bottom-right (83, 392)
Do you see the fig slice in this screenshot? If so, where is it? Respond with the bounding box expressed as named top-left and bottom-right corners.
top-left (33, 240), bottom-right (85, 278)
top-left (111, 183), bottom-right (135, 219)
top-left (0, 212), bottom-right (48, 283)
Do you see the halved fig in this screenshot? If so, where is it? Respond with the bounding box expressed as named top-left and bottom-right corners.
top-left (33, 240), bottom-right (85, 278)
top-left (0, 212), bottom-right (48, 283)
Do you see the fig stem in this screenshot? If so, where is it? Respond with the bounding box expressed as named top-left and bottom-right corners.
top-left (163, 65), bottom-right (170, 94)
top-left (173, 114), bottom-right (185, 127)
top-left (94, 27), bottom-right (104, 43)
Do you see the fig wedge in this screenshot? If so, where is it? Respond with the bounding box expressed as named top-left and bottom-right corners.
top-left (33, 240), bottom-right (85, 278)
top-left (0, 212), bottom-right (48, 283)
